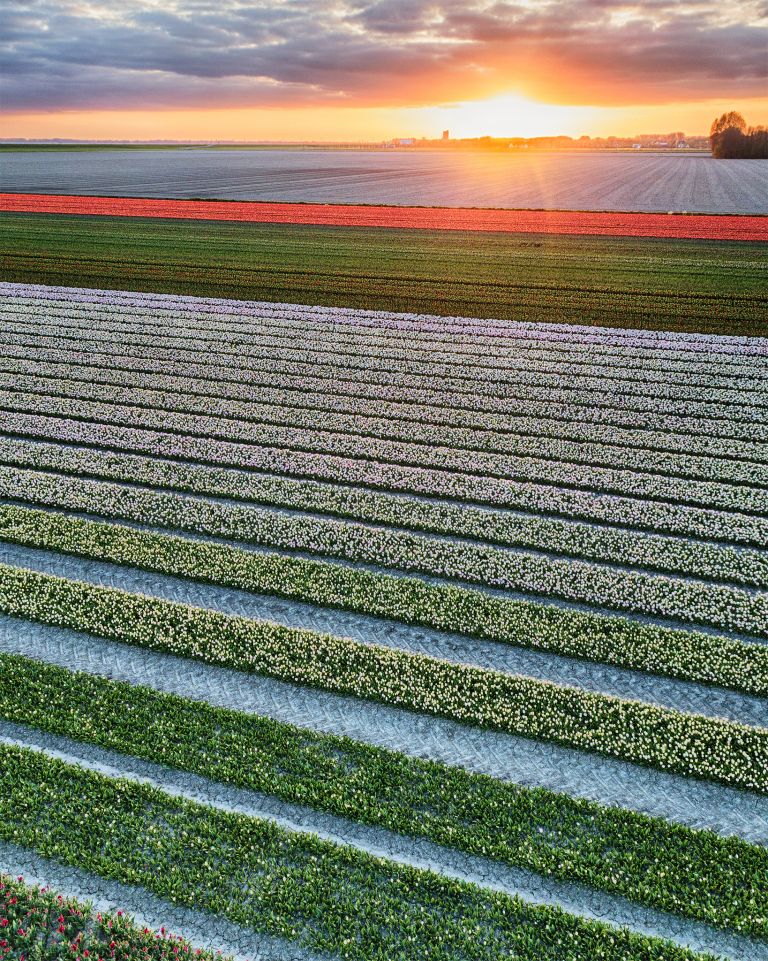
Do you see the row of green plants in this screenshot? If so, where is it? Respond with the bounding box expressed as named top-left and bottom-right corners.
top-left (4, 430), bottom-right (763, 548)
top-left (0, 561), bottom-right (766, 791)
top-left (2, 445), bottom-right (766, 586)
top-left (1, 502), bottom-right (765, 694)
top-left (3, 215), bottom-right (765, 335)
top-left (1, 650), bottom-right (765, 937)
top-left (2, 391), bottom-right (762, 515)
top-left (0, 872), bottom-right (228, 960)
top-left (4, 466), bottom-right (765, 635)
top-left (0, 744), bottom-right (719, 961)
top-left (5, 368), bottom-right (763, 490)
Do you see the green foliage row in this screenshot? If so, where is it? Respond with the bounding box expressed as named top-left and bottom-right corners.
top-left (0, 501), bottom-right (764, 695)
top-left (0, 560), bottom-right (766, 791)
top-left (1, 650), bottom-right (765, 937)
top-left (2, 213), bottom-right (766, 335)
top-left (0, 744), bottom-right (719, 960)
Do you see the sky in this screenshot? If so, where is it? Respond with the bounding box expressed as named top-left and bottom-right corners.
top-left (2, 0), bottom-right (767, 140)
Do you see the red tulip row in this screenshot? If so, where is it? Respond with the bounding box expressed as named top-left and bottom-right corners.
top-left (2, 192), bottom-right (766, 241)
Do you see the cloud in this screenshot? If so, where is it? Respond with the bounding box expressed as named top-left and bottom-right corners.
top-left (1, 0), bottom-right (766, 113)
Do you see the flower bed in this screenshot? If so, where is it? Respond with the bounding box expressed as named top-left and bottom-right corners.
top-left (1, 563), bottom-right (767, 791)
top-left (2, 192), bottom-right (766, 242)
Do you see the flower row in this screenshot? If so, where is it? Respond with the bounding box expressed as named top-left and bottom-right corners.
top-left (7, 373), bottom-right (765, 489)
top-left (0, 873), bottom-right (228, 961)
top-left (4, 351), bottom-right (765, 463)
top-left (0, 743), bottom-right (712, 961)
top-left (0, 501), bottom-right (761, 692)
top-left (4, 453), bottom-right (765, 589)
top-left (5, 281), bottom-right (765, 353)
top-left (3, 650), bottom-right (765, 938)
top-left (8, 415), bottom-right (767, 542)
top-left (7, 332), bottom-right (763, 441)
top-left (4, 393), bottom-right (763, 513)
top-left (1, 564), bottom-right (766, 791)
top-left (7, 296), bottom-right (766, 380)
top-left (6, 467), bottom-right (766, 636)
top-left (8, 306), bottom-right (764, 394)
top-left (4, 314), bottom-right (760, 407)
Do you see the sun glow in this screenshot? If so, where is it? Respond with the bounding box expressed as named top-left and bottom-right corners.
top-left (413, 94), bottom-right (606, 139)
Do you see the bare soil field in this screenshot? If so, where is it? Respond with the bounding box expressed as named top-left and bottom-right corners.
top-left (1, 147), bottom-right (766, 213)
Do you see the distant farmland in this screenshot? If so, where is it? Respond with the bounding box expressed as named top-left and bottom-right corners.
top-left (1, 146), bottom-right (767, 213)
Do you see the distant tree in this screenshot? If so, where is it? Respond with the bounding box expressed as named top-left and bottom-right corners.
top-left (710, 112), bottom-right (767, 158)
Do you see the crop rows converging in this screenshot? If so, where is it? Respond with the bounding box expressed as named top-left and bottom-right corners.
top-left (0, 281), bottom-right (766, 961)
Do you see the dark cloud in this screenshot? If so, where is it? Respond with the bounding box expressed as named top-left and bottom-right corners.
top-left (0, 1), bottom-right (766, 112)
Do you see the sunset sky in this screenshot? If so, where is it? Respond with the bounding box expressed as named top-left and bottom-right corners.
top-left (3, 1), bottom-right (767, 140)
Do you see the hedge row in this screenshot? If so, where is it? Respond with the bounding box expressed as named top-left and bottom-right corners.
top-left (0, 744), bottom-right (718, 961)
top-left (0, 563), bottom-right (766, 791)
top-left (4, 465), bottom-right (766, 635)
top-left (0, 503), bottom-right (764, 694)
top-left (1, 650), bottom-right (765, 936)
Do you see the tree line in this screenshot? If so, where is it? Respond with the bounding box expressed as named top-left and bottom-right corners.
top-left (710, 112), bottom-right (768, 158)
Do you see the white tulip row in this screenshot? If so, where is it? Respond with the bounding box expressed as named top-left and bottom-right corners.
top-left (4, 282), bottom-right (765, 355)
top-left (5, 464), bottom-right (766, 636)
top-left (4, 316), bottom-right (764, 406)
top-left (5, 303), bottom-right (766, 392)
top-left (4, 375), bottom-right (766, 489)
top-left (2, 390), bottom-right (766, 512)
top-left (6, 411), bottom-right (768, 534)
top-left (4, 355), bottom-right (767, 459)
top-left (6, 336), bottom-right (764, 433)
top-left (6, 296), bottom-right (768, 378)
top-left (0, 439), bottom-right (765, 585)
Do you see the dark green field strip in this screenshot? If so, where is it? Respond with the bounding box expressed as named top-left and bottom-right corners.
top-left (0, 746), bottom-right (715, 961)
top-left (2, 651), bottom-right (766, 938)
top-left (7, 458), bottom-right (767, 591)
top-left (2, 213), bottom-right (766, 334)
top-left (4, 312), bottom-right (764, 394)
top-left (1, 562), bottom-right (767, 791)
top-left (2, 502), bottom-right (766, 694)
top-left (5, 296), bottom-right (766, 378)
top-left (4, 465), bottom-right (767, 635)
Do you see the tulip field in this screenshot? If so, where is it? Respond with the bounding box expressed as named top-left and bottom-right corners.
top-left (0, 275), bottom-right (766, 961)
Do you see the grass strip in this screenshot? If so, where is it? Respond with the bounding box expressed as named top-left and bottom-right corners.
top-left (0, 743), bottom-right (719, 960)
top-left (1, 650), bottom-right (766, 937)
top-left (0, 501), bottom-right (764, 695)
top-left (1, 212), bottom-right (766, 335)
top-left (0, 562), bottom-right (766, 792)
top-left (0, 872), bottom-right (230, 960)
